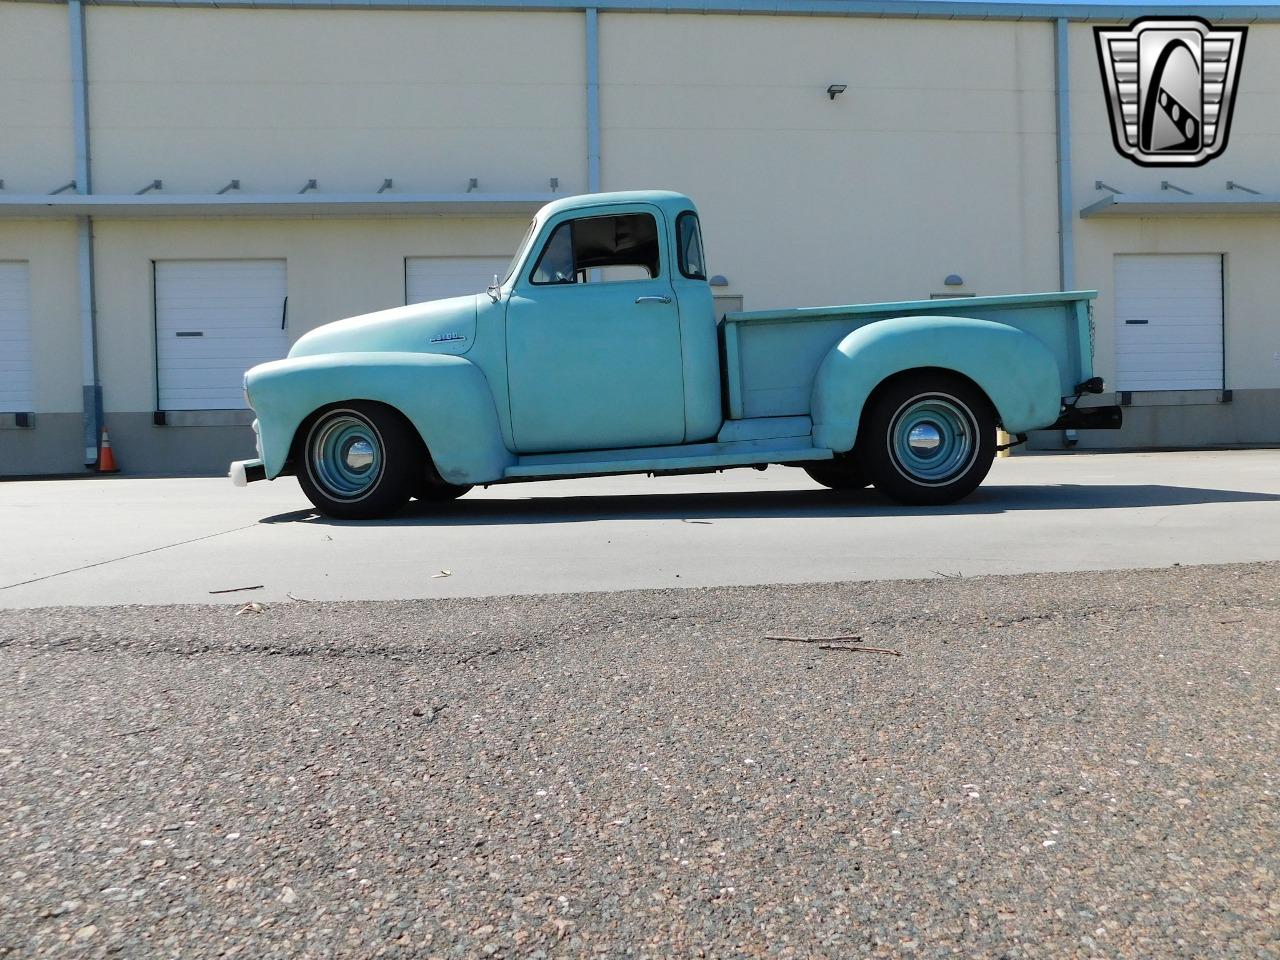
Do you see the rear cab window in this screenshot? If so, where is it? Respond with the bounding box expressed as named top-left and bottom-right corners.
top-left (676, 212), bottom-right (706, 281)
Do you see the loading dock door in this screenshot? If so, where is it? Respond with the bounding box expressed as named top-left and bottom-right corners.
top-left (1114, 254), bottom-right (1224, 391)
top-left (155, 260), bottom-right (288, 410)
top-left (0, 262), bottom-right (33, 413)
top-left (406, 257), bottom-right (509, 305)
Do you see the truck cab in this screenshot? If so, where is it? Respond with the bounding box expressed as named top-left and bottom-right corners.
top-left (497, 192), bottom-right (722, 453)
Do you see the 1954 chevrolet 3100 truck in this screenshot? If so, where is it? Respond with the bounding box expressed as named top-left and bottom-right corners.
top-left (231, 190), bottom-right (1122, 519)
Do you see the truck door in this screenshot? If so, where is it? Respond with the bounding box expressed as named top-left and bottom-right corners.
top-left (505, 207), bottom-right (686, 453)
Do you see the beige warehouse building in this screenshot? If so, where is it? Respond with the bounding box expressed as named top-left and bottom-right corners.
top-left (0, 0), bottom-right (1276, 475)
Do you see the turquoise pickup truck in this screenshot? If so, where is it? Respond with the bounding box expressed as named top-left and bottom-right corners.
top-left (232, 190), bottom-right (1121, 518)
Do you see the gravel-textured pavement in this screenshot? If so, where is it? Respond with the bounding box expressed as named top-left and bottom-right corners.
top-left (1, 563), bottom-right (1277, 958)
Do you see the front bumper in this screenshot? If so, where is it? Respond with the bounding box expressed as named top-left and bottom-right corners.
top-left (229, 458), bottom-right (267, 487)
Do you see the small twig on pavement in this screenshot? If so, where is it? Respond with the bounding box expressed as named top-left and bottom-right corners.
top-left (208, 584), bottom-right (264, 594)
top-left (114, 726), bottom-right (158, 737)
top-left (767, 635), bottom-right (862, 644)
top-left (286, 592), bottom-right (312, 602)
top-left (680, 519), bottom-right (714, 524)
top-left (235, 602), bottom-right (267, 616)
top-left (931, 570), bottom-right (963, 579)
top-left (766, 635), bottom-right (902, 657)
top-left (816, 644), bottom-right (902, 657)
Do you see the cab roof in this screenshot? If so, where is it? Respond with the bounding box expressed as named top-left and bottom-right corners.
top-left (535, 190), bottom-right (696, 222)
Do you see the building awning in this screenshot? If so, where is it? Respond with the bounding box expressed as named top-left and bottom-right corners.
top-left (0, 192), bottom-right (557, 219)
top-left (1080, 192), bottom-right (1280, 219)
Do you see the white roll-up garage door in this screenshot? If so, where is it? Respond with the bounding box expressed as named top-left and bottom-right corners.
top-left (406, 257), bottom-right (509, 305)
top-left (0, 262), bottom-right (33, 413)
top-left (1114, 254), bottom-right (1224, 391)
top-left (155, 260), bottom-right (288, 410)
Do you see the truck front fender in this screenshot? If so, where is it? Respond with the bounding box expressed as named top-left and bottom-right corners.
top-left (811, 316), bottom-right (1063, 452)
top-left (245, 352), bottom-right (515, 484)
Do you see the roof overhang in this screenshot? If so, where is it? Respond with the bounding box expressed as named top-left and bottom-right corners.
top-left (10, 0), bottom-right (1280, 23)
top-left (0, 192), bottom-right (556, 220)
top-left (1080, 192), bottom-right (1280, 219)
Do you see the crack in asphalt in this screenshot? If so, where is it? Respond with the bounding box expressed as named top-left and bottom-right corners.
top-left (0, 523), bottom-right (261, 592)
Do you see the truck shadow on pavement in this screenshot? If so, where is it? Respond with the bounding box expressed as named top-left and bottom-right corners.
top-left (258, 482), bottom-right (1280, 527)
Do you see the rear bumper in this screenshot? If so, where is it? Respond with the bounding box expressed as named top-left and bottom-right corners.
top-left (1047, 404), bottom-right (1123, 431)
top-left (229, 458), bottom-right (267, 487)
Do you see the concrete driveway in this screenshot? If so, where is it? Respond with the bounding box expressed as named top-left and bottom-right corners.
top-left (2, 449), bottom-right (1278, 608)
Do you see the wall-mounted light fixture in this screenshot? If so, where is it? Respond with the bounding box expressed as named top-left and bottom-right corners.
top-left (826, 84), bottom-right (848, 101)
top-left (135, 179), bottom-right (162, 195)
top-left (709, 275), bottom-right (729, 288)
top-left (944, 274), bottom-right (964, 287)
top-left (377, 178), bottom-right (393, 194)
top-left (1226, 180), bottom-right (1260, 194)
top-left (216, 179), bottom-right (240, 195)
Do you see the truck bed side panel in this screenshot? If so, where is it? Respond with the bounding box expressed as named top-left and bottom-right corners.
top-left (723, 291), bottom-right (1095, 420)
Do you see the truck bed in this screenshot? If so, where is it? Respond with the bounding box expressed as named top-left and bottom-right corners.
top-left (721, 291), bottom-right (1096, 420)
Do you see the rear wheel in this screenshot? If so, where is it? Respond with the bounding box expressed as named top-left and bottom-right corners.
top-left (803, 453), bottom-right (869, 491)
top-left (297, 403), bottom-right (416, 519)
top-left (858, 373), bottom-right (996, 506)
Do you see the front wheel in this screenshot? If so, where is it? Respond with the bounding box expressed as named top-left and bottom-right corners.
top-left (858, 374), bottom-right (996, 506)
top-left (297, 403), bottom-right (416, 519)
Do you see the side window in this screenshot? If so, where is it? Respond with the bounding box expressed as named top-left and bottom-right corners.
top-left (530, 213), bottom-right (661, 285)
top-left (676, 212), bottom-right (706, 281)
top-left (532, 222), bottom-right (575, 285)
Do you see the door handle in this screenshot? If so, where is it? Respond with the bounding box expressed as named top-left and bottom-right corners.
top-left (635, 295), bottom-right (672, 305)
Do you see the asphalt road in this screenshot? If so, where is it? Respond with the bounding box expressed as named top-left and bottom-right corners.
top-left (3, 450), bottom-right (1280, 608)
top-left (1, 564), bottom-right (1277, 958)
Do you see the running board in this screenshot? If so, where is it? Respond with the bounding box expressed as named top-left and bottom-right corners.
top-left (504, 438), bottom-right (832, 480)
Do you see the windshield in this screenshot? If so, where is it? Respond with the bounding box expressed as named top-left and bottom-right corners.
top-left (502, 220), bottom-right (537, 284)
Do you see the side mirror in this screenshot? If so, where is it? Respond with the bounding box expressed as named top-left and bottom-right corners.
top-left (487, 274), bottom-right (501, 303)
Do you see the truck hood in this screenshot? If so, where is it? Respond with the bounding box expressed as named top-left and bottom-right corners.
top-left (288, 295), bottom-right (478, 359)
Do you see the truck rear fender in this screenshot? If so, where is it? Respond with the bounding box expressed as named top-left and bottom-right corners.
top-left (246, 352), bottom-right (515, 484)
top-left (810, 316), bottom-right (1062, 452)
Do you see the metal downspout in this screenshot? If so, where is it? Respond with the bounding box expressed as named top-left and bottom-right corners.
top-left (69, 0), bottom-right (101, 467)
top-left (1054, 17), bottom-right (1074, 291)
top-left (586, 7), bottom-right (601, 192)
top-left (1054, 17), bottom-right (1080, 448)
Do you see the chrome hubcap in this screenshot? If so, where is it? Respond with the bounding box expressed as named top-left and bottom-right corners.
top-left (343, 438), bottom-right (375, 473)
top-left (906, 422), bottom-right (943, 457)
top-left (309, 413), bottom-right (383, 500)
top-left (890, 394), bottom-right (978, 485)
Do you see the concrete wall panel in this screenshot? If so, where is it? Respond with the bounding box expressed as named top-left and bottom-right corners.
top-left (599, 14), bottom-right (1060, 310)
top-left (1074, 216), bottom-right (1280, 394)
top-left (85, 8), bottom-right (586, 195)
top-left (0, 2), bottom-right (74, 192)
top-left (0, 221), bottom-right (81, 414)
top-left (1068, 22), bottom-right (1280, 199)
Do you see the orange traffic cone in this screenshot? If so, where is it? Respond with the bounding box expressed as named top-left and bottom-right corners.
top-left (97, 427), bottom-right (120, 474)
